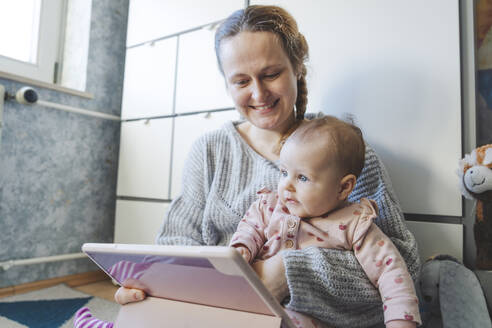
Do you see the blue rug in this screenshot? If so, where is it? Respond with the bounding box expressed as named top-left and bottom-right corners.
top-left (0, 297), bottom-right (91, 328)
top-left (0, 284), bottom-right (119, 328)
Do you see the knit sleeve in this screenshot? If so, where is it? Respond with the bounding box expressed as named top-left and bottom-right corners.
top-left (155, 136), bottom-right (208, 246)
top-left (282, 145), bottom-right (421, 327)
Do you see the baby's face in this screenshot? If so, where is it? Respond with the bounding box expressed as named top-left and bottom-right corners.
top-left (277, 139), bottom-right (343, 218)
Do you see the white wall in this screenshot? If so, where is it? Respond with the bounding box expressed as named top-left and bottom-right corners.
top-left (253, 0), bottom-right (462, 217)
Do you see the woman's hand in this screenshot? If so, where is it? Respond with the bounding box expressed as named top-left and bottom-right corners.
top-left (252, 253), bottom-right (289, 303)
top-left (114, 287), bottom-right (146, 305)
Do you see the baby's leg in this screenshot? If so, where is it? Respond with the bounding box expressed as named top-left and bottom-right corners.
top-left (283, 308), bottom-right (332, 328)
top-left (74, 307), bottom-right (114, 328)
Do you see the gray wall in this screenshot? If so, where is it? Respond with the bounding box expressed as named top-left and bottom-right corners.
top-left (0, 0), bottom-right (129, 288)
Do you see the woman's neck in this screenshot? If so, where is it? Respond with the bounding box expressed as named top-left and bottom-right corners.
top-left (236, 122), bottom-right (284, 161)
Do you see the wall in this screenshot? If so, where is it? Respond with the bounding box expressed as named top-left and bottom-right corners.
top-left (0, 0), bottom-right (128, 287)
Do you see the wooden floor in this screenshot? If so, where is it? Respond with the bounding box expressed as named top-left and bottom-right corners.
top-left (0, 270), bottom-right (119, 302)
top-left (73, 279), bottom-right (119, 302)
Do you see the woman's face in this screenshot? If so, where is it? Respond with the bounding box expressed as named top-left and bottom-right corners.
top-left (218, 31), bottom-right (298, 133)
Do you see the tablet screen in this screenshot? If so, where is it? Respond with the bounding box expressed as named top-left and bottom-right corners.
top-left (85, 250), bottom-right (275, 316)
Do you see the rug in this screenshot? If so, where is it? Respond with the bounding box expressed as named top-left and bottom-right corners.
top-left (0, 284), bottom-right (120, 328)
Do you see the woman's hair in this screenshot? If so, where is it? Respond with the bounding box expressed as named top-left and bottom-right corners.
top-left (288, 116), bottom-right (366, 178)
top-left (214, 5), bottom-right (309, 121)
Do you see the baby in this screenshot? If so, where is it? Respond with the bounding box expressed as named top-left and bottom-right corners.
top-left (229, 116), bottom-right (421, 328)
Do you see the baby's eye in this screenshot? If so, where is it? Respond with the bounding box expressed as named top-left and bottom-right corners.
top-left (298, 175), bottom-right (309, 182)
top-left (280, 169), bottom-right (288, 178)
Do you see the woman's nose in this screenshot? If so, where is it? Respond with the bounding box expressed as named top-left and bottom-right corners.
top-left (251, 80), bottom-right (269, 102)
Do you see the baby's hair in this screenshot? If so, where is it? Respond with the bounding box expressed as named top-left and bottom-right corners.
top-left (287, 116), bottom-right (366, 178)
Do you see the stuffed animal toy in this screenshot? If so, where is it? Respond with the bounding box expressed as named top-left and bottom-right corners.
top-left (458, 144), bottom-right (492, 269)
top-left (417, 255), bottom-right (491, 328)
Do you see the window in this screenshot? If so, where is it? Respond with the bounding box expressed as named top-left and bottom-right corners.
top-left (0, 0), bottom-right (92, 93)
top-left (0, 0), bottom-right (65, 84)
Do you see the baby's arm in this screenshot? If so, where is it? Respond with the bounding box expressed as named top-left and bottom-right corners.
top-left (229, 196), bottom-right (271, 262)
top-left (354, 222), bottom-right (421, 327)
top-left (386, 320), bottom-right (416, 328)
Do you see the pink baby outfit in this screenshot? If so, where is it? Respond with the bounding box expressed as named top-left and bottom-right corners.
top-left (230, 188), bottom-right (421, 327)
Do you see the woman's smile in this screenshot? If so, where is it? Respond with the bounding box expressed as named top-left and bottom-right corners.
top-left (250, 99), bottom-right (279, 113)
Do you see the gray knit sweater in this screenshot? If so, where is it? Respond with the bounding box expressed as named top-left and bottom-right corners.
top-left (156, 119), bottom-right (421, 328)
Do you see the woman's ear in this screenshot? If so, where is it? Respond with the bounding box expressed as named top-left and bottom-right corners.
top-left (338, 174), bottom-right (357, 200)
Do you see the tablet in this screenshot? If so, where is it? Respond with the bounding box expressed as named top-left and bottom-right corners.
top-left (82, 243), bottom-right (295, 328)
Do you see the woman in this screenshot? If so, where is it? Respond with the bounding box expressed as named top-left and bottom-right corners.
top-left (116, 5), bottom-right (420, 327)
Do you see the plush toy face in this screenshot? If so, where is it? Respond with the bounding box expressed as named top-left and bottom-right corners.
top-left (458, 144), bottom-right (492, 200)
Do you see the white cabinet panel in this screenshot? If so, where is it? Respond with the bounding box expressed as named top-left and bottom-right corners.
top-left (406, 221), bottom-right (463, 262)
top-left (252, 0), bottom-right (462, 216)
top-left (114, 200), bottom-right (169, 244)
top-left (126, 0), bottom-right (244, 46)
top-left (117, 119), bottom-right (172, 199)
top-left (171, 110), bottom-right (240, 198)
top-left (175, 28), bottom-right (234, 113)
top-left (121, 37), bottom-right (177, 120)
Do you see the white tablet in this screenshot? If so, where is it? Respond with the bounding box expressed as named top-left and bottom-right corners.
top-left (82, 243), bottom-right (295, 328)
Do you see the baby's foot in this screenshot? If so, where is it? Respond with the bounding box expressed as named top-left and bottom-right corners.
top-left (74, 307), bottom-right (114, 328)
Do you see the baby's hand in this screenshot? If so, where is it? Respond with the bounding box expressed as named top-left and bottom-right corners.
top-left (386, 320), bottom-right (416, 328)
top-left (114, 287), bottom-right (146, 305)
top-left (235, 246), bottom-right (252, 263)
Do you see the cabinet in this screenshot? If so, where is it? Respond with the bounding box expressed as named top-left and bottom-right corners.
top-left (175, 28), bottom-right (234, 113)
top-left (114, 200), bottom-right (169, 244)
top-left (406, 221), bottom-right (463, 262)
top-left (115, 1), bottom-right (244, 243)
top-left (116, 119), bottom-right (173, 199)
top-left (126, 0), bottom-right (245, 46)
top-left (121, 37), bottom-right (177, 120)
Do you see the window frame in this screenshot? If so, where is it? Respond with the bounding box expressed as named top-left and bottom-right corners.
top-left (0, 0), bottom-right (65, 84)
